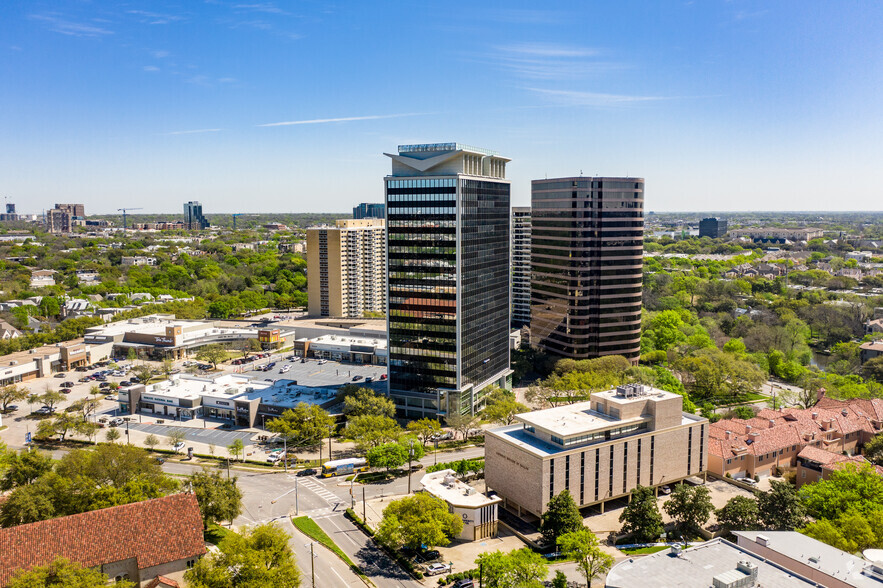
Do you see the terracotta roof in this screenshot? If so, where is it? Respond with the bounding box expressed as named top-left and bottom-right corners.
top-left (145, 576), bottom-right (181, 588)
top-left (797, 445), bottom-right (851, 465)
top-left (0, 493), bottom-right (205, 586)
top-left (709, 397), bottom-right (882, 461)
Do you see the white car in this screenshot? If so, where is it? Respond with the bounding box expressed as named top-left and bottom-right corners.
top-left (317, 359), bottom-right (328, 365)
top-left (425, 563), bottom-right (451, 576)
top-left (173, 441), bottom-right (185, 452)
top-left (280, 365), bottom-right (291, 373)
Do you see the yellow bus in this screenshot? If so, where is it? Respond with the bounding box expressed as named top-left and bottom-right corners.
top-left (321, 458), bottom-right (369, 477)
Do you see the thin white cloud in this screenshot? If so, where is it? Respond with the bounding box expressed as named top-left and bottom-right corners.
top-left (143, 65), bottom-right (160, 72)
top-left (126, 10), bottom-right (185, 25)
top-left (258, 113), bottom-right (426, 127)
top-left (164, 129), bottom-right (222, 135)
top-left (488, 43), bottom-right (619, 80)
top-left (235, 3), bottom-right (291, 16)
top-left (218, 77), bottom-right (237, 83)
top-left (527, 87), bottom-right (671, 107)
top-left (151, 50), bottom-right (171, 58)
top-left (495, 43), bottom-right (599, 58)
top-left (29, 14), bottom-right (114, 37)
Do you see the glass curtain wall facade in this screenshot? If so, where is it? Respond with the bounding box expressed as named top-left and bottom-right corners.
top-left (385, 143), bottom-right (512, 419)
top-left (530, 177), bottom-right (644, 361)
top-left (511, 207), bottom-right (532, 327)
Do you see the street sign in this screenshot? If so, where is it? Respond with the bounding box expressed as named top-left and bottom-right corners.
top-left (25, 432), bottom-right (31, 444)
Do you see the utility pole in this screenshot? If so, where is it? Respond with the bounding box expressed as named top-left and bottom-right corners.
top-left (310, 542), bottom-right (315, 588)
top-left (328, 425), bottom-right (333, 461)
top-left (295, 477), bottom-right (299, 515)
top-left (362, 487), bottom-right (366, 523)
top-left (284, 437), bottom-right (288, 473)
top-left (408, 439), bottom-right (415, 494)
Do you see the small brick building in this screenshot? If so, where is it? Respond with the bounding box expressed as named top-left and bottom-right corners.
top-left (0, 493), bottom-right (205, 587)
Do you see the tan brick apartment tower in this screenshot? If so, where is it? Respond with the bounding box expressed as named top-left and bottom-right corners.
top-left (486, 385), bottom-right (707, 519)
top-left (306, 219), bottom-right (386, 318)
top-left (530, 177), bottom-right (643, 361)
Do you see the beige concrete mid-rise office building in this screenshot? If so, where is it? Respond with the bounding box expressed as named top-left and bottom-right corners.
top-left (486, 384), bottom-right (707, 519)
top-left (306, 219), bottom-right (386, 318)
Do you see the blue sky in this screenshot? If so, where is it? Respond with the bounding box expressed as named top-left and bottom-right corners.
top-left (2, 1), bottom-right (882, 214)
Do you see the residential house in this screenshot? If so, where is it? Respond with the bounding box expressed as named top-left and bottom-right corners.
top-left (121, 256), bottom-right (158, 267)
top-left (708, 397), bottom-right (883, 479)
top-left (29, 269), bottom-right (56, 288)
top-left (860, 341), bottom-right (883, 363)
top-left (865, 318), bottom-right (883, 335)
top-left (0, 321), bottom-right (21, 339)
top-left (0, 493), bottom-right (205, 587)
top-left (795, 444), bottom-right (883, 488)
top-left (62, 298), bottom-right (94, 319)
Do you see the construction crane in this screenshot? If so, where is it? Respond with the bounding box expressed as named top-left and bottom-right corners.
top-left (232, 213), bottom-right (256, 231)
top-left (117, 207), bottom-right (143, 230)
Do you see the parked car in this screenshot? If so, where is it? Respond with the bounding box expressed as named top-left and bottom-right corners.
top-left (318, 359), bottom-right (328, 365)
top-left (280, 365), bottom-right (291, 373)
top-left (379, 374), bottom-right (388, 380)
top-left (365, 376), bottom-right (374, 383)
top-left (173, 441), bottom-right (185, 452)
top-left (78, 377), bottom-right (91, 383)
top-left (352, 375), bottom-right (363, 381)
top-left (660, 485), bottom-right (672, 495)
top-left (452, 580), bottom-right (475, 588)
top-left (4, 405), bottom-right (18, 412)
top-left (417, 550), bottom-right (441, 563)
top-left (54, 373), bottom-right (66, 378)
top-left (119, 381), bottom-right (132, 387)
top-left (108, 417), bottom-right (124, 427)
top-left (424, 563), bottom-right (451, 576)
top-left (297, 468), bottom-right (317, 477)
top-left (60, 381), bottom-right (74, 388)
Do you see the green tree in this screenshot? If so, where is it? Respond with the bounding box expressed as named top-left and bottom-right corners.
top-left (758, 480), bottom-right (807, 530)
top-left (344, 414), bottom-right (401, 450)
top-left (196, 344), bottom-right (228, 369)
top-left (267, 403), bottom-right (335, 448)
top-left (144, 434), bottom-right (159, 451)
top-left (1, 450), bottom-right (53, 490)
top-left (168, 429), bottom-right (187, 453)
top-left (557, 528), bottom-right (615, 586)
top-left (189, 468), bottom-right (243, 528)
top-left (367, 442), bottom-right (408, 473)
top-left (481, 388), bottom-right (529, 425)
top-left (105, 428), bottom-right (121, 443)
top-left (160, 358), bottom-right (175, 379)
top-left (36, 389), bottom-right (65, 412)
top-left (186, 523), bottom-right (301, 588)
top-left (715, 495), bottom-right (761, 535)
top-left (55, 444), bottom-right (170, 489)
top-left (663, 484), bottom-right (714, 539)
top-left (476, 548), bottom-right (548, 588)
top-left (340, 386), bottom-right (396, 419)
top-left (540, 490), bottom-right (583, 545)
top-left (7, 557), bottom-right (133, 588)
top-left (227, 438), bottom-right (244, 462)
top-left (406, 418), bottom-right (441, 447)
top-left (445, 412), bottom-right (479, 441)
top-left (619, 485), bottom-right (664, 542)
top-left (131, 364), bottom-right (155, 384)
top-left (0, 384), bottom-right (29, 412)
top-left (799, 462), bottom-right (883, 520)
top-left (864, 433), bottom-right (883, 466)
top-left (863, 356), bottom-right (883, 383)
top-left (36, 413), bottom-right (80, 441)
top-left (0, 483), bottom-right (55, 527)
top-left (551, 570), bottom-right (568, 588)
top-left (374, 492), bottom-right (463, 549)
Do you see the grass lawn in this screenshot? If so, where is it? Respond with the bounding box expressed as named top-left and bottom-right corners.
top-left (291, 516), bottom-right (367, 579)
top-left (620, 545), bottom-right (669, 555)
top-left (204, 522), bottom-right (233, 545)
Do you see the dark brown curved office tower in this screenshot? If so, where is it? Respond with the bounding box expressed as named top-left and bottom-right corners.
top-left (530, 177), bottom-right (643, 362)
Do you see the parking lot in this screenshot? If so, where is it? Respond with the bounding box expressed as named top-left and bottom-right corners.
top-left (240, 356), bottom-right (386, 391)
top-left (0, 362), bottom-right (135, 448)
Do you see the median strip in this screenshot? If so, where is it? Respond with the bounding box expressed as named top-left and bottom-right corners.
top-left (290, 515), bottom-right (373, 586)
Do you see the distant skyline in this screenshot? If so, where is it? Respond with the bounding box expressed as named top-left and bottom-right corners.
top-left (2, 1), bottom-right (882, 214)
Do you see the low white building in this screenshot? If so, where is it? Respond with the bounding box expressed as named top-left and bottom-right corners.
top-left (295, 334), bottom-right (387, 365)
top-left (420, 469), bottom-right (501, 541)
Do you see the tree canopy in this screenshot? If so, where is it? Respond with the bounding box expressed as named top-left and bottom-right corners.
top-left (374, 492), bottom-right (463, 550)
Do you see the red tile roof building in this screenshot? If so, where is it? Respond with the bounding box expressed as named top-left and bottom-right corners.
top-left (0, 493), bottom-right (205, 587)
top-left (708, 396), bottom-right (883, 479)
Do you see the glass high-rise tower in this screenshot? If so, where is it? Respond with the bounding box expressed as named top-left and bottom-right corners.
top-left (530, 177), bottom-right (644, 362)
top-left (385, 143), bottom-right (512, 419)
